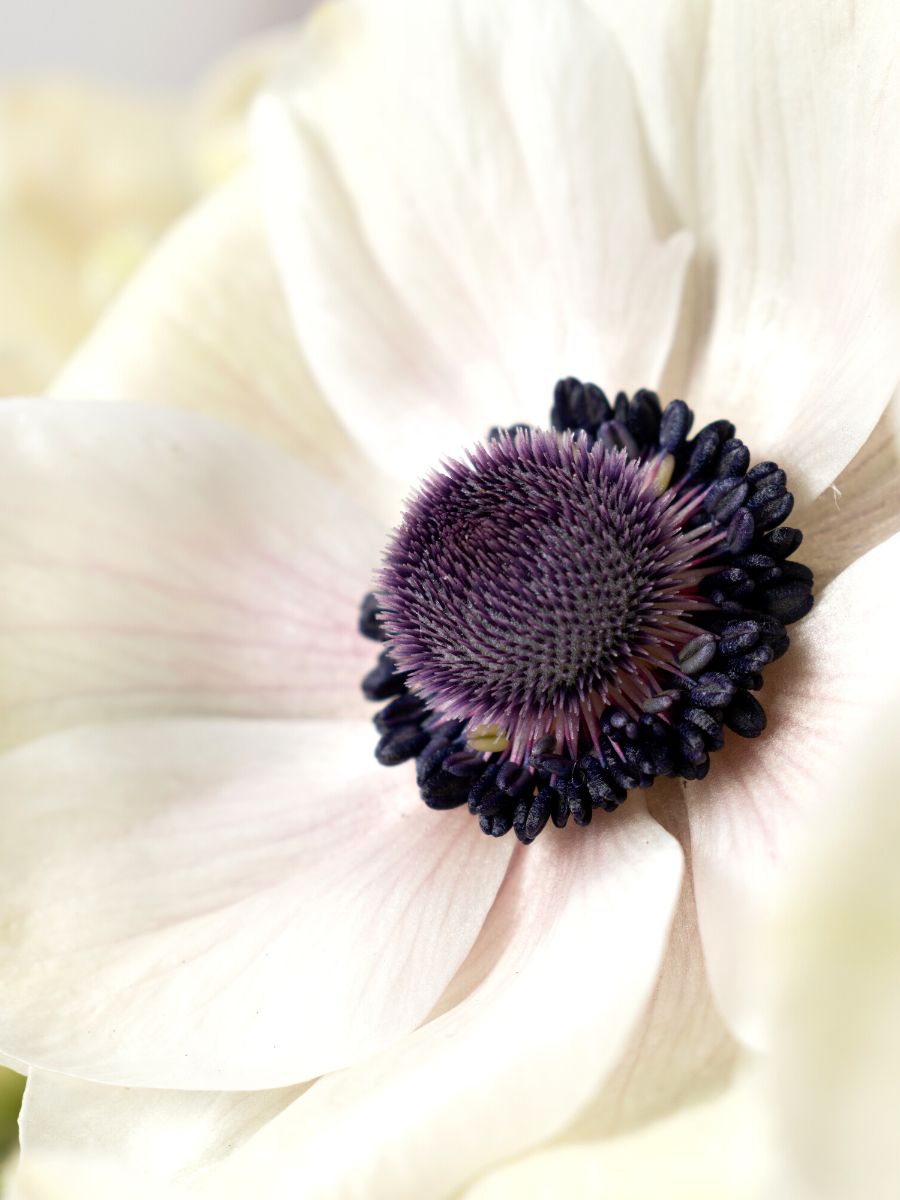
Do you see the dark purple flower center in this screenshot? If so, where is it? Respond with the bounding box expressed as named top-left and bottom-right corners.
top-left (359, 382), bottom-right (814, 843)
top-left (378, 432), bottom-right (722, 762)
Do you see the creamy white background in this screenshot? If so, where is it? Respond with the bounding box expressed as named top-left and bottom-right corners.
top-left (0, 0), bottom-right (313, 89)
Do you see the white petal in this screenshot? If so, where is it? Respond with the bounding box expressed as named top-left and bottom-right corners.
top-left (767, 693), bottom-right (900, 1200)
top-left (568, 786), bottom-right (738, 1137)
top-left (0, 718), bottom-right (511, 1088)
top-left (796, 397), bottom-right (900, 590)
top-left (459, 1063), bottom-right (769, 1200)
top-left (687, 2), bottom-right (900, 499)
top-left (253, 0), bottom-right (692, 496)
top-left (50, 173), bottom-right (391, 514)
top-left (188, 802), bottom-right (682, 1199)
top-left (18, 1070), bottom-right (306, 1190)
top-left (687, 531), bottom-right (900, 1048)
top-left (0, 401), bottom-right (384, 747)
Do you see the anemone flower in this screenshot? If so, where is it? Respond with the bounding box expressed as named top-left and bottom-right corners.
top-left (2, 1), bottom-right (900, 1197)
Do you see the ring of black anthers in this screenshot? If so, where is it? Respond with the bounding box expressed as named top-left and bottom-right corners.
top-left (359, 379), bottom-right (814, 843)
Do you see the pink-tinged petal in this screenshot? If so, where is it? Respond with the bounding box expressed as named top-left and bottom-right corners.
top-left (569, 785), bottom-right (738, 1138)
top-left (18, 1070), bottom-right (307, 1191)
top-left (253, 0), bottom-right (692, 496)
top-left (686, 2), bottom-right (900, 499)
top-left (0, 718), bottom-right (511, 1089)
top-left (0, 400), bottom-right (385, 746)
top-left (186, 802), bottom-right (682, 1199)
top-left (796, 398), bottom-right (900, 590)
top-left (50, 172), bottom-right (393, 517)
top-left (687, 532), bottom-right (900, 1049)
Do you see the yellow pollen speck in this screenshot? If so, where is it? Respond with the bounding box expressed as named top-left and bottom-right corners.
top-left (467, 725), bottom-right (510, 753)
top-left (650, 453), bottom-right (676, 495)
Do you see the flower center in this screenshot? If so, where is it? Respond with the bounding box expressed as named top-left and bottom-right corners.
top-left (378, 432), bottom-right (722, 761)
top-left (359, 381), bottom-right (814, 843)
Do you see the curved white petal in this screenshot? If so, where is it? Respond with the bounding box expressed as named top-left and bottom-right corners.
top-left (50, 172), bottom-right (391, 515)
top-left (0, 401), bottom-right (384, 747)
top-left (460, 1064), bottom-right (768, 1200)
top-left (184, 802), bottom-right (682, 1199)
top-left (687, 1), bottom-right (900, 499)
top-left (0, 718), bottom-right (511, 1089)
top-left (18, 1070), bottom-right (306, 1191)
top-left (687, 531), bottom-right (900, 1049)
top-left (796, 398), bottom-right (900, 590)
top-left (568, 787), bottom-right (738, 1138)
top-left (253, 0), bottom-right (692, 496)
top-left (768, 694), bottom-right (900, 1200)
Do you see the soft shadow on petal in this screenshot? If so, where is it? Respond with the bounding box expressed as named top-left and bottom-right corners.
top-left (686, 531), bottom-right (900, 1050)
top-left (459, 1062), bottom-right (768, 1200)
top-left (686, 2), bottom-right (900, 500)
top-left (18, 1070), bottom-right (307, 1190)
top-left (795, 397), bottom-right (900, 591)
top-left (0, 718), bottom-right (511, 1089)
top-left (253, 0), bottom-right (692, 499)
top-left (564, 781), bottom-right (738, 1140)
top-left (182, 802), bottom-right (682, 1200)
top-left (0, 401), bottom-right (385, 746)
top-left (49, 172), bottom-right (391, 516)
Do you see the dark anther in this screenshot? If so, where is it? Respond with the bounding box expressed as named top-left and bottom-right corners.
top-left (530, 752), bottom-right (574, 778)
top-left (359, 592), bottom-right (386, 642)
top-left (724, 689), bottom-right (767, 738)
top-left (551, 377), bottom-right (611, 433)
top-left (375, 724), bottom-right (430, 766)
top-left (598, 420), bottom-right (639, 459)
top-left (761, 580), bottom-right (814, 624)
top-left (682, 707), bottom-right (725, 750)
top-left (716, 438), bottom-right (750, 479)
top-left (416, 735), bottom-right (456, 786)
top-left (754, 491), bottom-right (795, 532)
top-left (626, 389), bottom-right (662, 447)
top-left (718, 619), bottom-right (762, 657)
top-left (578, 754), bottom-right (627, 808)
top-left (521, 786), bottom-right (555, 841)
top-left (443, 749), bottom-right (488, 777)
top-left (468, 763), bottom-right (502, 814)
top-left (688, 671), bottom-right (737, 709)
top-left (708, 479), bottom-right (750, 525)
top-left (568, 785), bottom-right (593, 827)
top-left (419, 772), bottom-right (471, 809)
top-left (496, 760), bottom-right (532, 796)
top-left (763, 526), bottom-right (803, 559)
top-left (550, 786), bottom-right (570, 829)
top-left (373, 692), bottom-right (429, 734)
top-left (362, 650), bottom-right (407, 701)
top-left (725, 507), bottom-right (756, 555)
top-left (678, 633), bottom-right (717, 676)
top-left (480, 811), bottom-right (514, 837)
top-left (658, 398), bottom-right (693, 451)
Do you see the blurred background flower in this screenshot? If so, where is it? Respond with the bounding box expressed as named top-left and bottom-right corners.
top-left (0, 2), bottom-right (309, 394)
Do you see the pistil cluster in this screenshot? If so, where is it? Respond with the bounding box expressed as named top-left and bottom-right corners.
top-left (360, 380), bottom-right (814, 842)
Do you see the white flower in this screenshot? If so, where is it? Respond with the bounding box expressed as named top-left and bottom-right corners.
top-left (1, 0), bottom-right (899, 1196)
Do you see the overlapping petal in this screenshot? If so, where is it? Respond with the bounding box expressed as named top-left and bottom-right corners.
top-left (50, 174), bottom-right (390, 512)
top-left (0, 718), bottom-right (511, 1089)
top-left (9, 802), bottom-right (678, 1197)
top-left (253, 0), bottom-right (692, 497)
top-left (687, 531), bottom-right (900, 1048)
top-left (18, 1069), bottom-right (307, 1190)
top-left (0, 401), bottom-right (385, 747)
top-left (162, 802), bottom-right (682, 1198)
top-left (685, 0), bottom-right (900, 499)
